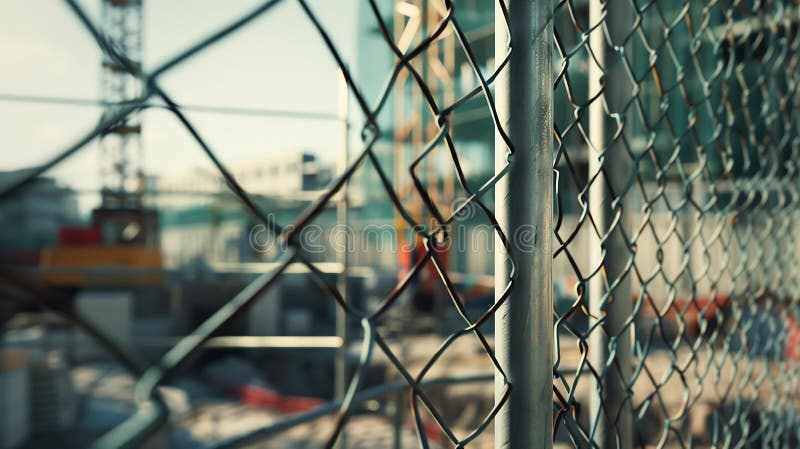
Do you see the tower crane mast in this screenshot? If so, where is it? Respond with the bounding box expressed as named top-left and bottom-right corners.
top-left (100, 0), bottom-right (144, 209)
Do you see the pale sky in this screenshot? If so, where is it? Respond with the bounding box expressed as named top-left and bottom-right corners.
top-left (0, 0), bottom-right (375, 211)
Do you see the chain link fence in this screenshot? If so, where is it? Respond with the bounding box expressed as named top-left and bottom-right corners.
top-left (2, 1), bottom-right (516, 448)
top-left (1, 0), bottom-right (799, 448)
top-left (553, 0), bottom-right (800, 447)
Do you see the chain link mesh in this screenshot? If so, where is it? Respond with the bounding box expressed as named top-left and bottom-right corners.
top-left (3, 0), bottom-right (800, 448)
top-left (1, 1), bottom-right (514, 448)
top-left (553, 0), bottom-right (800, 447)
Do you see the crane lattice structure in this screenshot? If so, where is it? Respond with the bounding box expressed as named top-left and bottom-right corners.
top-left (100, 0), bottom-right (144, 209)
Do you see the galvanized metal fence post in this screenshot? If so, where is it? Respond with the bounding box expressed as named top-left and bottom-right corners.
top-left (588, 1), bottom-right (633, 448)
top-left (494, 1), bottom-right (553, 448)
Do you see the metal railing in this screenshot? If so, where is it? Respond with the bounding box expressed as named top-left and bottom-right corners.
top-left (1, 0), bottom-right (799, 448)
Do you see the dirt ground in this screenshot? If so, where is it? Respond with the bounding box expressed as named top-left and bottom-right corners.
top-left (23, 331), bottom-right (798, 449)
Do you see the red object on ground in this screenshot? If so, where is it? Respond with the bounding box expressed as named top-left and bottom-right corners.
top-left (667, 294), bottom-right (729, 338)
top-left (226, 382), bottom-right (444, 444)
top-left (421, 419), bottom-right (443, 445)
top-left (58, 226), bottom-right (101, 246)
top-left (784, 316), bottom-right (800, 363)
top-left (225, 384), bottom-right (325, 414)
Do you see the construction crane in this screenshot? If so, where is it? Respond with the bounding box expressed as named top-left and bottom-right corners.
top-left (40, 0), bottom-right (162, 288)
top-left (99, 0), bottom-right (144, 209)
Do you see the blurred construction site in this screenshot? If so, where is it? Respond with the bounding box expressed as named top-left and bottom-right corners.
top-left (2, 1), bottom-right (800, 448)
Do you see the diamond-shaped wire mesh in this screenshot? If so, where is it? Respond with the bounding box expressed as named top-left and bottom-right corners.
top-left (0, 1), bottom-right (515, 448)
top-left (3, 0), bottom-right (800, 448)
top-left (553, 0), bottom-right (800, 447)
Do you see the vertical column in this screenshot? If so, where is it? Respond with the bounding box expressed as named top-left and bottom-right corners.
top-left (335, 69), bottom-right (350, 449)
top-left (588, 1), bottom-right (633, 448)
top-left (494, 1), bottom-right (553, 448)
